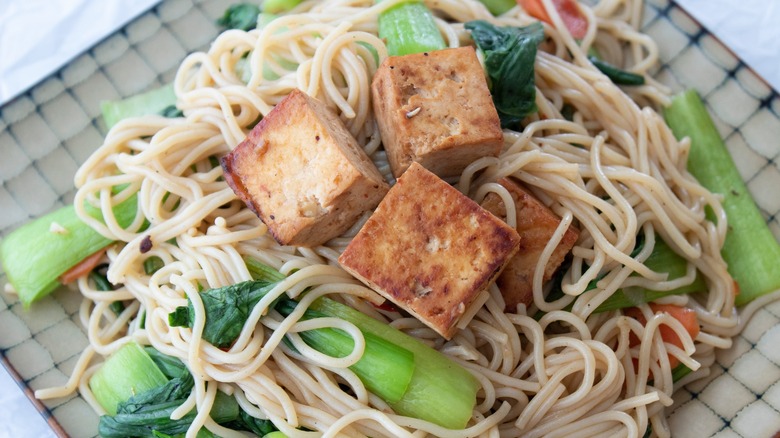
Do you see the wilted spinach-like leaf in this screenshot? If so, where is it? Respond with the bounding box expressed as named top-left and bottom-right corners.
top-left (465, 20), bottom-right (544, 128)
top-left (168, 280), bottom-right (279, 348)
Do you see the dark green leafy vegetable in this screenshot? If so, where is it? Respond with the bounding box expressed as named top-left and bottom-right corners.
top-left (223, 410), bottom-right (277, 437)
top-left (664, 90), bottom-right (780, 306)
top-left (168, 279), bottom-right (415, 404)
top-left (159, 105), bottom-right (183, 118)
top-left (94, 343), bottom-right (278, 437)
top-left (143, 346), bottom-right (188, 379)
top-left (168, 280), bottom-right (278, 348)
top-left (99, 374), bottom-right (240, 437)
top-left (89, 267), bottom-right (126, 315)
top-left (588, 56), bottom-right (645, 86)
top-left (144, 256), bottom-right (166, 275)
top-left (169, 260), bottom-right (479, 428)
top-left (217, 3), bottom-right (261, 31)
top-left (465, 20), bottom-right (545, 128)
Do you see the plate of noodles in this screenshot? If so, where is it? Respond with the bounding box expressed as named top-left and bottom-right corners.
top-left (1, 0), bottom-right (780, 437)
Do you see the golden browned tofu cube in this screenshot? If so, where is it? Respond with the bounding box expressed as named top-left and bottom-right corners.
top-left (338, 162), bottom-right (521, 339)
top-left (481, 178), bottom-right (580, 311)
top-left (221, 89), bottom-right (389, 247)
top-left (371, 46), bottom-right (504, 178)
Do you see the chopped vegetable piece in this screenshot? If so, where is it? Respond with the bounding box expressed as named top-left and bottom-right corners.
top-left (650, 303), bottom-right (700, 347)
top-left (1, 194), bottom-right (139, 308)
top-left (143, 346), bottom-right (188, 379)
top-left (624, 303), bottom-right (699, 368)
top-left (517, 0), bottom-right (589, 39)
top-left (144, 256), bottom-right (165, 275)
top-left (59, 247), bottom-right (106, 284)
top-left (228, 411), bottom-right (277, 437)
top-left (89, 342), bottom-right (169, 416)
top-left (588, 55), bottom-right (645, 86)
top-left (168, 280), bottom-right (278, 348)
top-left (99, 375), bottom-right (240, 437)
top-left (276, 299), bottom-right (415, 403)
top-left (378, 1), bottom-right (447, 56)
top-left (465, 20), bottom-right (545, 128)
top-left (243, 257), bottom-right (286, 282)
top-left (257, 12), bottom-right (278, 29)
top-left (595, 237), bottom-right (706, 312)
top-left (311, 297), bottom-right (480, 429)
top-left (94, 343), bottom-right (277, 436)
top-left (217, 3), bottom-right (261, 30)
top-left (671, 363), bottom-right (693, 382)
top-left (262, 0), bottom-right (304, 13)
top-left (169, 279), bottom-right (415, 404)
top-left (101, 84), bottom-right (177, 129)
top-left (89, 268), bottom-right (126, 315)
top-left (159, 105), bottom-right (183, 118)
top-left (170, 260), bottom-right (479, 429)
top-left (263, 0), bottom-right (302, 14)
top-left (664, 90), bottom-right (780, 306)
top-left (479, 0), bottom-right (516, 15)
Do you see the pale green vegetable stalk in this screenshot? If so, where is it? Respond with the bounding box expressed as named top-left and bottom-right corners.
top-left (101, 84), bottom-right (178, 128)
top-left (310, 297), bottom-right (480, 429)
top-left (378, 1), bottom-right (447, 56)
top-left (262, 260), bottom-right (479, 428)
top-left (263, 0), bottom-right (304, 13)
top-left (478, 0), bottom-right (516, 15)
top-left (664, 90), bottom-right (780, 306)
top-left (89, 342), bottom-right (169, 415)
top-left (0, 194), bottom-right (139, 307)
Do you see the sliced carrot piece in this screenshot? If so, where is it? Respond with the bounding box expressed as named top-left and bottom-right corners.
top-left (648, 303), bottom-right (699, 350)
top-left (59, 247), bottom-right (107, 284)
top-left (624, 303), bottom-right (699, 369)
top-left (517, 0), bottom-right (589, 39)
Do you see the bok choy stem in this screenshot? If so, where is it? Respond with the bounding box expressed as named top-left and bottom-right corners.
top-left (169, 259), bottom-right (480, 429)
top-left (310, 297), bottom-right (480, 430)
top-left (378, 1), bottom-right (447, 56)
top-left (89, 342), bottom-right (169, 416)
top-left (1, 194), bottom-right (139, 307)
top-left (664, 90), bottom-right (780, 305)
top-left (275, 299), bottom-right (415, 404)
top-left (101, 84), bottom-right (178, 129)
top-left (595, 237), bottom-right (706, 312)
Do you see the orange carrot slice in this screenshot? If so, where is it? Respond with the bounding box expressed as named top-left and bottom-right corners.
top-left (59, 247), bottom-right (107, 284)
top-left (624, 303), bottom-right (699, 368)
top-left (517, 0), bottom-right (589, 39)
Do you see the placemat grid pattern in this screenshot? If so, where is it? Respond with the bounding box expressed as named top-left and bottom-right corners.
top-left (0, 1), bottom-right (233, 436)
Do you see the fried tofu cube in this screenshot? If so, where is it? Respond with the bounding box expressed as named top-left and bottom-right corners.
top-left (221, 89), bottom-right (389, 247)
top-left (371, 46), bottom-right (504, 179)
top-left (480, 178), bottom-right (580, 311)
top-left (338, 162), bottom-right (521, 339)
